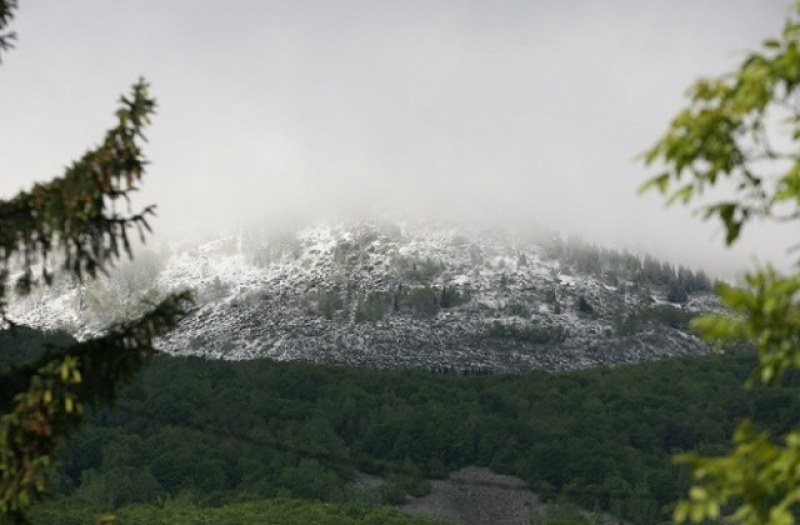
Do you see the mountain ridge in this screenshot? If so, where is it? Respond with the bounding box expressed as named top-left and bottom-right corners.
top-left (9, 220), bottom-right (719, 372)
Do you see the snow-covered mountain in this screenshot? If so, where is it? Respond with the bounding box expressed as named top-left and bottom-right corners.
top-left (9, 220), bottom-right (718, 372)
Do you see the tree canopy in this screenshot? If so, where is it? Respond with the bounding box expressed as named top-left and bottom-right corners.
top-left (0, 3), bottom-right (190, 522)
top-left (643, 3), bottom-right (800, 523)
top-left (18, 341), bottom-right (787, 525)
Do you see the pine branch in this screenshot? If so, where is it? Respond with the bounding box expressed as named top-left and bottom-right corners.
top-left (0, 291), bottom-right (193, 522)
top-left (0, 80), bottom-right (158, 317)
top-left (0, 0), bottom-right (17, 62)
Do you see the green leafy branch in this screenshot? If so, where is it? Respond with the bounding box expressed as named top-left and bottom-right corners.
top-left (641, 6), bottom-right (800, 246)
top-left (642, 4), bottom-right (800, 523)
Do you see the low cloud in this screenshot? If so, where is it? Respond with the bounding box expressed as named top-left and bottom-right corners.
top-left (1, 0), bottom-right (793, 278)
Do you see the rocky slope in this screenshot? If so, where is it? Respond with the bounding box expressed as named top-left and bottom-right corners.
top-left (396, 467), bottom-right (624, 525)
top-left (8, 221), bottom-right (719, 372)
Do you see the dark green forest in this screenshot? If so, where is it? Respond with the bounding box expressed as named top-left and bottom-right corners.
top-left (29, 497), bottom-right (443, 525)
top-left (5, 328), bottom-right (795, 524)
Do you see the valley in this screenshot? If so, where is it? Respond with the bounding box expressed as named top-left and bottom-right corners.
top-left (4, 222), bottom-right (739, 524)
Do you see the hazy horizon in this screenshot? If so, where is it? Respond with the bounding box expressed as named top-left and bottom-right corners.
top-left (1, 1), bottom-right (794, 278)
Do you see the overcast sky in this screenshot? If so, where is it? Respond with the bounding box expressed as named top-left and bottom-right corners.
top-left (0, 1), bottom-right (794, 277)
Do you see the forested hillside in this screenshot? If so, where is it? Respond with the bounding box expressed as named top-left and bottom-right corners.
top-left (29, 497), bottom-right (444, 525)
top-left (6, 329), bottom-right (789, 524)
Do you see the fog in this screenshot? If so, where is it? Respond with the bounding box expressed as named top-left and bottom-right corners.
top-left (0, 1), bottom-right (794, 277)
